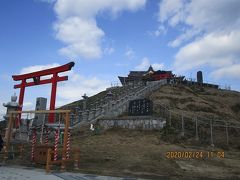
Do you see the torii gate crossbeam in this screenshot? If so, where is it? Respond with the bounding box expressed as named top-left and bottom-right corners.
top-left (12, 62), bottom-right (75, 126)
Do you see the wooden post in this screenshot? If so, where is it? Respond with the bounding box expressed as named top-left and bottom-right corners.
top-left (169, 111), bottom-right (172, 127)
top-left (195, 117), bottom-right (199, 141)
top-left (31, 128), bottom-right (37, 161)
top-left (46, 148), bottom-right (52, 174)
top-left (66, 130), bottom-right (70, 159)
top-left (60, 156), bottom-right (66, 171)
top-left (74, 150), bottom-right (80, 170)
top-left (61, 112), bottom-right (70, 171)
top-left (181, 114), bottom-right (184, 137)
top-left (4, 113), bottom-right (14, 161)
top-left (210, 119), bottom-right (214, 147)
top-left (19, 144), bottom-right (24, 159)
top-left (53, 128), bottom-right (59, 161)
top-left (164, 104), bottom-right (167, 119)
top-left (225, 121), bottom-right (229, 146)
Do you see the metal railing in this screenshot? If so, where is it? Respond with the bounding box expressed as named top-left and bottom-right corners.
top-left (156, 103), bottom-right (240, 148)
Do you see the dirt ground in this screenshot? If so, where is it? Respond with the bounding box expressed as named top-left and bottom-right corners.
top-left (70, 127), bottom-right (240, 180)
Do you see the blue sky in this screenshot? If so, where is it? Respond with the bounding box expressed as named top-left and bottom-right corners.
top-left (1, 0), bottom-right (240, 117)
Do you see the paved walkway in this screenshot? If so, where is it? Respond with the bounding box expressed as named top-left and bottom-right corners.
top-left (0, 166), bottom-right (62, 180)
top-left (54, 172), bottom-right (144, 180)
top-left (0, 166), bottom-right (144, 180)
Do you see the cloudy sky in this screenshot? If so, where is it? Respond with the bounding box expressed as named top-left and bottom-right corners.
top-left (0, 0), bottom-right (240, 117)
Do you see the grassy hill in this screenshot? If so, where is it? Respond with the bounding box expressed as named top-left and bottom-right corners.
top-left (148, 84), bottom-right (240, 122)
top-left (3, 83), bottom-right (240, 179)
top-left (67, 84), bottom-right (240, 179)
top-left (70, 126), bottom-right (240, 179)
top-left (62, 83), bottom-right (240, 123)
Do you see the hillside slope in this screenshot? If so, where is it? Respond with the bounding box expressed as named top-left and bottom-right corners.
top-left (62, 83), bottom-right (240, 123)
top-left (70, 126), bottom-right (240, 179)
top-left (149, 84), bottom-right (240, 122)
top-left (67, 84), bottom-right (240, 179)
top-left (3, 84), bottom-right (240, 179)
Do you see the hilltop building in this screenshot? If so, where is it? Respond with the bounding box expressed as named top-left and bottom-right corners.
top-left (118, 66), bottom-right (218, 89)
top-left (118, 66), bottom-right (175, 86)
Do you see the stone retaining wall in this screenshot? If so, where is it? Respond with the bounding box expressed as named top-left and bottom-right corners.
top-left (97, 117), bottom-right (166, 130)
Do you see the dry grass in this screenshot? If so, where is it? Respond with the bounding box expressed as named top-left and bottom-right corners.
top-left (3, 84), bottom-right (240, 179)
top-left (149, 85), bottom-right (240, 122)
top-left (69, 127), bottom-right (240, 179)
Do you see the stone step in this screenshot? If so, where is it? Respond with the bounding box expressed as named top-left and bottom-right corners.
top-left (72, 80), bottom-right (167, 128)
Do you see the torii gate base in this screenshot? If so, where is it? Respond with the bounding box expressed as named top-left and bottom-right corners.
top-left (12, 62), bottom-right (75, 126)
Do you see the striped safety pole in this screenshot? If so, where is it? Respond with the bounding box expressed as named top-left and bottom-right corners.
top-left (66, 130), bottom-right (71, 159)
top-left (54, 128), bottom-right (59, 161)
top-left (45, 127), bottom-right (49, 145)
top-left (54, 118), bottom-right (61, 161)
top-left (31, 129), bottom-right (37, 161)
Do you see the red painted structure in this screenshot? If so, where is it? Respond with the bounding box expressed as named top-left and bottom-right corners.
top-left (12, 62), bottom-right (75, 126)
top-left (150, 70), bottom-right (173, 81)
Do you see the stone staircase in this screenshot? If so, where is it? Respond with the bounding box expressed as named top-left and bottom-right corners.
top-left (72, 79), bottom-right (168, 127)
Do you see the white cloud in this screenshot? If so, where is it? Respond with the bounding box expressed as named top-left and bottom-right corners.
top-left (158, 0), bottom-right (240, 81)
top-left (19, 63), bottom-right (61, 81)
top-left (159, 0), bottom-right (240, 33)
top-left (20, 63), bottom-right (60, 74)
top-left (104, 47), bottom-right (115, 55)
top-left (0, 107), bottom-right (6, 118)
top-left (211, 64), bottom-right (240, 80)
top-left (54, 0), bottom-right (146, 19)
top-left (57, 71), bottom-right (109, 103)
top-left (125, 47), bottom-right (136, 60)
top-left (135, 57), bottom-right (149, 70)
top-left (149, 25), bottom-right (167, 37)
top-left (158, 0), bottom-right (184, 26)
top-left (135, 57), bottom-right (164, 71)
top-left (184, 0), bottom-right (240, 33)
top-left (154, 25), bottom-right (167, 37)
top-left (23, 102), bottom-right (34, 110)
top-left (168, 29), bottom-right (200, 47)
top-left (159, 0), bottom-right (240, 46)
top-left (54, 17), bottom-right (104, 59)
top-left (152, 62), bottom-right (165, 70)
top-left (52, 0), bottom-right (146, 59)
top-left (174, 31), bottom-right (240, 73)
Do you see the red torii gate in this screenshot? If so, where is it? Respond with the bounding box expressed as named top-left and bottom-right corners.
top-left (12, 62), bottom-right (75, 126)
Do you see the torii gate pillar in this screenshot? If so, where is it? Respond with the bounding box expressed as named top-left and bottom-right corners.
top-left (12, 62), bottom-right (75, 126)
